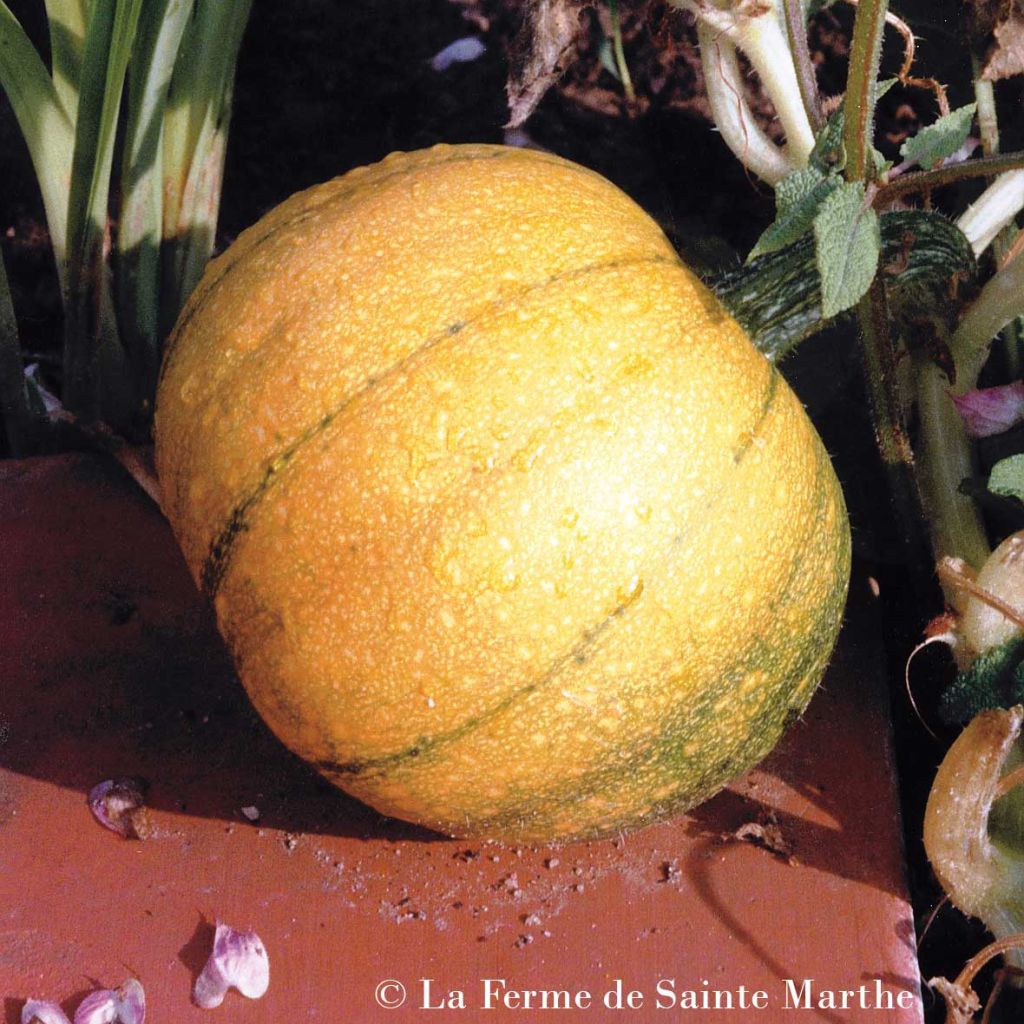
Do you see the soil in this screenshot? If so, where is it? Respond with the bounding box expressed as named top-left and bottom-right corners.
top-left (1, 0), bottom-right (1022, 1018)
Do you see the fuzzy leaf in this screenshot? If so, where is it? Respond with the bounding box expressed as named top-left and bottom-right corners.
top-left (938, 634), bottom-right (1024, 724)
top-left (813, 181), bottom-right (881, 318)
top-left (750, 168), bottom-right (840, 259)
top-left (809, 108), bottom-right (845, 171)
top-left (990, 454), bottom-right (1024, 502)
top-left (900, 103), bottom-right (978, 170)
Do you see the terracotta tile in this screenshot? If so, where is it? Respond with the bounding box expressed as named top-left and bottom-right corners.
top-left (0, 454), bottom-right (922, 1022)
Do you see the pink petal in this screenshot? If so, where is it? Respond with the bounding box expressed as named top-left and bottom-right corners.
top-left (88, 779), bottom-right (149, 839)
top-left (951, 381), bottom-right (1024, 437)
top-left (21, 1001), bottom-right (72, 1024)
top-left (193, 923), bottom-right (270, 1009)
top-left (72, 980), bottom-right (145, 1024)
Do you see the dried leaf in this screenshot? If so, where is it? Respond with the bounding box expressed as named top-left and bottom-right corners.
top-left (506, 0), bottom-right (590, 128)
top-left (966, 0), bottom-right (1024, 82)
top-left (733, 813), bottom-right (793, 861)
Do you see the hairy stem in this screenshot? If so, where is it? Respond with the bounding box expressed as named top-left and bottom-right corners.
top-left (842, 0), bottom-right (927, 562)
top-left (782, 0), bottom-right (823, 132)
top-left (878, 151), bottom-right (1024, 203)
top-left (842, 0), bottom-right (887, 182)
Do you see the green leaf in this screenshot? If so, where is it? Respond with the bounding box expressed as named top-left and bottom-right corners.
top-left (597, 38), bottom-right (620, 81)
top-left (714, 209), bottom-right (978, 363)
top-left (875, 77), bottom-right (898, 101)
top-left (776, 166), bottom-right (827, 215)
top-left (900, 103), bottom-right (977, 170)
top-left (749, 167), bottom-right (841, 259)
top-left (44, 0), bottom-right (90, 121)
top-left (63, 0), bottom-right (144, 419)
top-left (0, 2), bottom-right (75, 266)
top-left (810, 108), bottom-right (845, 171)
top-left (160, 0), bottom-right (253, 338)
top-left (115, 0), bottom-right (193, 395)
top-left (0, 247), bottom-right (40, 455)
top-left (989, 454), bottom-right (1024, 502)
top-left (939, 634), bottom-right (1024, 725)
top-left (813, 181), bottom-right (881, 318)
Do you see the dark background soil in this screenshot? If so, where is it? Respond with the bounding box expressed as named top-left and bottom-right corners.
top-left (2, 0), bottom-right (1023, 1017)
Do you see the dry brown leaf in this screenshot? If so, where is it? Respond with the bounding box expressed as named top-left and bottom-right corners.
top-left (505, 0), bottom-right (592, 127)
top-left (733, 814), bottom-right (793, 861)
top-left (966, 0), bottom-right (1024, 82)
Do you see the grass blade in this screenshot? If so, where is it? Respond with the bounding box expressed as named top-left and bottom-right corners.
top-left (160, 0), bottom-right (252, 338)
top-left (0, 2), bottom-right (74, 266)
top-left (115, 0), bottom-right (192, 402)
top-left (0, 253), bottom-right (41, 455)
top-left (44, 0), bottom-right (90, 121)
top-left (63, 0), bottom-right (143, 421)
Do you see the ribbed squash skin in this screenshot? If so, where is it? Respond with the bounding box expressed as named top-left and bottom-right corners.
top-left (155, 144), bottom-right (851, 843)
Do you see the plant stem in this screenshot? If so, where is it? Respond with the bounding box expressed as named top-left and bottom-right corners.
top-left (841, 0), bottom-right (928, 562)
top-left (607, 0), bottom-right (635, 105)
top-left (857, 278), bottom-right (928, 560)
top-left (782, 0), bottom-right (823, 132)
top-left (972, 58), bottom-right (1022, 376)
top-left (950, 248), bottom-right (1024, 393)
top-left (842, 0), bottom-right (887, 182)
top-left (695, 23), bottom-right (791, 184)
top-left (878, 151), bottom-right (1024, 202)
top-left (916, 359), bottom-right (991, 572)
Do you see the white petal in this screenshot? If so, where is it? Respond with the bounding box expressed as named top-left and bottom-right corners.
top-left (429, 36), bottom-right (485, 72)
top-left (193, 923), bottom-right (269, 1009)
top-left (21, 1000), bottom-right (72, 1024)
top-left (72, 979), bottom-right (145, 1024)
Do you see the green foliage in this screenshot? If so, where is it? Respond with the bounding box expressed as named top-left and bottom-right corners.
top-left (809, 108), bottom-right (845, 172)
top-left (749, 167), bottom-right (840, 259)
top-left (939, 634), bottom-right (1024, 725)
top-left (813, 181), bottom-right (881, 317)
top-left (0, 0), bottom-right (252, 446)
top-left (712, 209), bottom-right (975, 362)
top-left (900, 103), bottom-right (977, 170)
top-left (989, 454), bottom-right (1024, 503)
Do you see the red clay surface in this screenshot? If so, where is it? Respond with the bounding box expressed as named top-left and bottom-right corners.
top-left (1, 453), bottom-right (922, 1023)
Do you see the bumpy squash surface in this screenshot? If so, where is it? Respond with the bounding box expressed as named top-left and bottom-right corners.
top-left (155, 143), bottom-right (851, 842)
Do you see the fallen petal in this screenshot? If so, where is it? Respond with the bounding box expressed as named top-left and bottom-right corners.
top-left (88, 779), bottom-right (151, 839)
top-left (72, 979), bottom-right (145, 1024)
top-left (951, 381), bottom-right (1024, 437)
top-left (193, 923), bottom-right (270, 1009)
top-left (21, 1000), bottom-right (72, 1024)
top-left (429, 36), bottom-right (486, 72)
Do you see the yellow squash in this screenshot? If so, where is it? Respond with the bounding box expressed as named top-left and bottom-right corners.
top-left (155, 144), bottom-right (851, 842)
